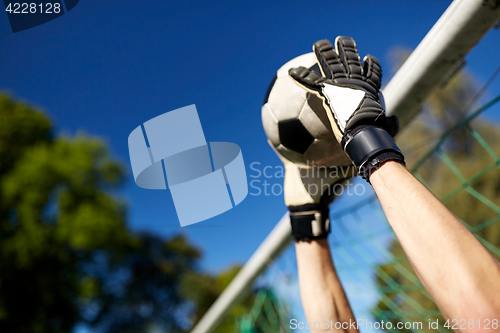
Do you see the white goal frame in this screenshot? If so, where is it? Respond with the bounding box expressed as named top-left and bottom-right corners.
top-left (191, 1), bottom-right (500, 332)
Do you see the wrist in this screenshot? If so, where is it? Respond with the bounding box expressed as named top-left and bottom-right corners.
top-left (370, 160), bottom-right (408, 185)
top-left (341, 125), bottom-right (405, 182)
top-left (289, 204), bottom-right (330, 242)
top-left (294, 237), bottom-right (330, 250)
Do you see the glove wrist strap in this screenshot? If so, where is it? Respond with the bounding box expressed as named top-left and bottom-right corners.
top-left (342, 126), bottom-right (405, 181)
top-left (289, 204), bottom-right (330, 241)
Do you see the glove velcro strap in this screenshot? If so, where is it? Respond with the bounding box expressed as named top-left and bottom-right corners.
top-left (289, 205), bottom-right (330, 242)
top-left (342, 126), bottom-right (405, 181)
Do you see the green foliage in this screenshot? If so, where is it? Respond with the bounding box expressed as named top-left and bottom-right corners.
top-left (180, 263), bottom-right (289, 333)
top-left (0, 95), bottom-right (52, 175)
top-left (85, 234), bottom-right (201, 333)
top-left (181, 265), bottom-right (258, 332)
top-left (373, 49), bottom-right (500, 331)
top-left (0, 94), bottom-right (212, 332)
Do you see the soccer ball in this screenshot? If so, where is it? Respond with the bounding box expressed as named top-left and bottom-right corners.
top-left (262, 53), bottom-right (351, 167)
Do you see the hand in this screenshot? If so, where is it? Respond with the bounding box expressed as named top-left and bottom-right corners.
top-left (272, 146), bottom-right (356, 241)
top-left (289, 36), bottom-right (404, 181)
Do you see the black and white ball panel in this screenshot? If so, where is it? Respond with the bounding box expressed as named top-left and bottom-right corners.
top-left (262, 53), bottom-right (351, 167)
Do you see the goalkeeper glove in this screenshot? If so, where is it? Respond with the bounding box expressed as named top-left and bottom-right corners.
top-left (272, 146), bottom-right (356, 241)
top-left (289, 36), bottom-right (404, 181)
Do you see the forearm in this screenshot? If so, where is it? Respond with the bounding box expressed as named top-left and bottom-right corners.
top-left (371, 161), bottom-right (500, 323)
top-left (295, 239), bottom-right (358, 333)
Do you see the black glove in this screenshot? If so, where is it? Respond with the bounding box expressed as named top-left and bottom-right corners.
top-left (289, 37), bottom-right (405, 181)
top-left (271, 146), bottom-right (356, 241)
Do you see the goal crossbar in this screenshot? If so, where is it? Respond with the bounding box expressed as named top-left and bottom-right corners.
top-left (191, 1), bottom-right (500, 332)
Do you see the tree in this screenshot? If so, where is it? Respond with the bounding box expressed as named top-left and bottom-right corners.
top-left (0, 94), bottom-right (203, 333)
top-left (84, 235), bottom-right (202, 333)
top-left (181, 265), bottom-right (291, 333)
top-left (373, 48), bottom-right (500, 331)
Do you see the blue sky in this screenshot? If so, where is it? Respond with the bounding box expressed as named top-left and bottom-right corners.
top-left (1, 0), bottom-right (499, 276)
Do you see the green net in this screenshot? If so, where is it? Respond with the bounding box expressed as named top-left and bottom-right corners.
top-left (370, 93), bottom-right (500, 332)
top-left (223, 91), bottom-right (500, 333)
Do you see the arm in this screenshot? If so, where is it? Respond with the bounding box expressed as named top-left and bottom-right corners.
top-left (371, 161), bottom-right (500, 325)
top-left (289, 36), bottom-right (500, 331)
top-left (296, 239), bottom-right (358, 333)
top-left (266, 116), bottom-right (357, 331)
top-left (279, 157), bottom-right (358, 332)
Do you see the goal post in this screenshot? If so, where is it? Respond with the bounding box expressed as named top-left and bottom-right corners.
top-left (191, 1), bottom-right (500, 332)
top-left (384, 0), bottom-right (500, 127)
